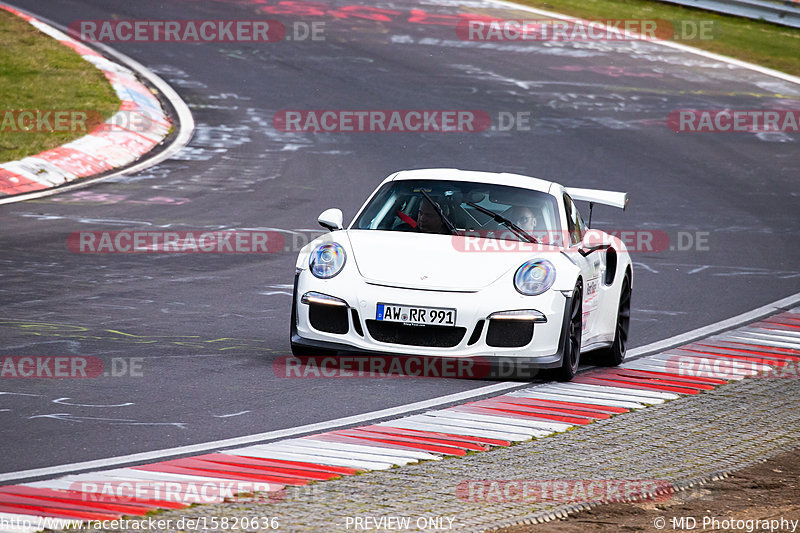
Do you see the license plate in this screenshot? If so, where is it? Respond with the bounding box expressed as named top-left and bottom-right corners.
top-left (376, 303), bottom-right (456, 326)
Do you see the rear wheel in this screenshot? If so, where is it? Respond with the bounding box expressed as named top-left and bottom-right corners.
top-left (597, 274), bottom-right (631, 367)
top-left (554, 283), bottom-right (582, 382)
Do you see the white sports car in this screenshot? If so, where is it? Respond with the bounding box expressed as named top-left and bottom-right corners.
top-left (290, 169), bottom-right (632, 381)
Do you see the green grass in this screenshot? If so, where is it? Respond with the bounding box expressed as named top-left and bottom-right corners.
top-left (501, 0), bottom-right (800, 77)
top-left (0, 8), bottom-right (119, 164)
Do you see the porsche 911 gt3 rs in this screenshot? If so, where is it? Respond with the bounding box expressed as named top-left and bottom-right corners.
top-left (290, 169), bottom-right (632, 381)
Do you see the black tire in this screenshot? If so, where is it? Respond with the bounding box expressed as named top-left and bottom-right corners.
top-left (596, 274), bottom-right (631, 367)
top-left (554, 283), bottom-right (582, 382)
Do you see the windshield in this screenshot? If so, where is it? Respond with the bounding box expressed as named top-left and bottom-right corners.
top-left (352, 179), bottom-right (562, 245)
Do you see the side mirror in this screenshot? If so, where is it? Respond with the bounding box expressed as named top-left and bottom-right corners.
top-left (318, 208), bottom-right (343, 232)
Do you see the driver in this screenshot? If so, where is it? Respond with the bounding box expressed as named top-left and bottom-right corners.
top-left (394, 198), bottom-right (450, 234)
top-left (415, 200), bottom-right (449, 234)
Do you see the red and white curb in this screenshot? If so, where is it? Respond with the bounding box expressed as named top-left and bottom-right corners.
top-left (0, 4), bottom-right (172, 198)
top-left (0, 308), bottom-right (797, 532)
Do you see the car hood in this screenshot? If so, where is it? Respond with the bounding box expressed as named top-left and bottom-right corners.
top-left (345, 229), bottom-right (556, 292)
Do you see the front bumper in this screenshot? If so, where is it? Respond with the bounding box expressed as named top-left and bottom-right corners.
top-left (291, 271), bottom-right (572, 369)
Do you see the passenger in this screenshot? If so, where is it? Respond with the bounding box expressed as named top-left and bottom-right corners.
top-left (502, 206), bottom-right (538, 241)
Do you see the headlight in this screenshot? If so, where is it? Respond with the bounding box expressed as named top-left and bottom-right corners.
top-left (514, 260), bottom-right (556, 296)
top-left (309, 243), bottom-right (346, 279)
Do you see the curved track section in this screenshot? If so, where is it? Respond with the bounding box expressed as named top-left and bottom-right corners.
top-left (0, 0), bottom-right (798, 476)
top-left (0, 4), bottom-right (194, 203)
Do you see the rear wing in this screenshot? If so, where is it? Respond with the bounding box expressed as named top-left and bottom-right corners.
top-left (565, 187), bottom-right (629, 210)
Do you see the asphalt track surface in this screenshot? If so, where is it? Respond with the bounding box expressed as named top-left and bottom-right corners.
top-left (1, 0), bottom-right (798, 476)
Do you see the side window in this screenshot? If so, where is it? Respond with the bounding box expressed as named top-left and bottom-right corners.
top-left (563, 193), bottom-right (586, 245)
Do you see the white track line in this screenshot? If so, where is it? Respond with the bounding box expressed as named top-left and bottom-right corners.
top-left (0, 381), bottom-right (521, 483)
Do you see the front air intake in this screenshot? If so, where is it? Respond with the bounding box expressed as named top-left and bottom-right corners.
top-left (365, 321), bottom-right (466, 347)
top-left (486, 319), bottom-right (534, 348)
top-left (309, 304), bottom-right (349, 334)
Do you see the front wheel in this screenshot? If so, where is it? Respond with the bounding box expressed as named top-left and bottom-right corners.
top-left (553, 282), bottom-right (582, 382)
top-left (596, 274), bottom-right (631, 367)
